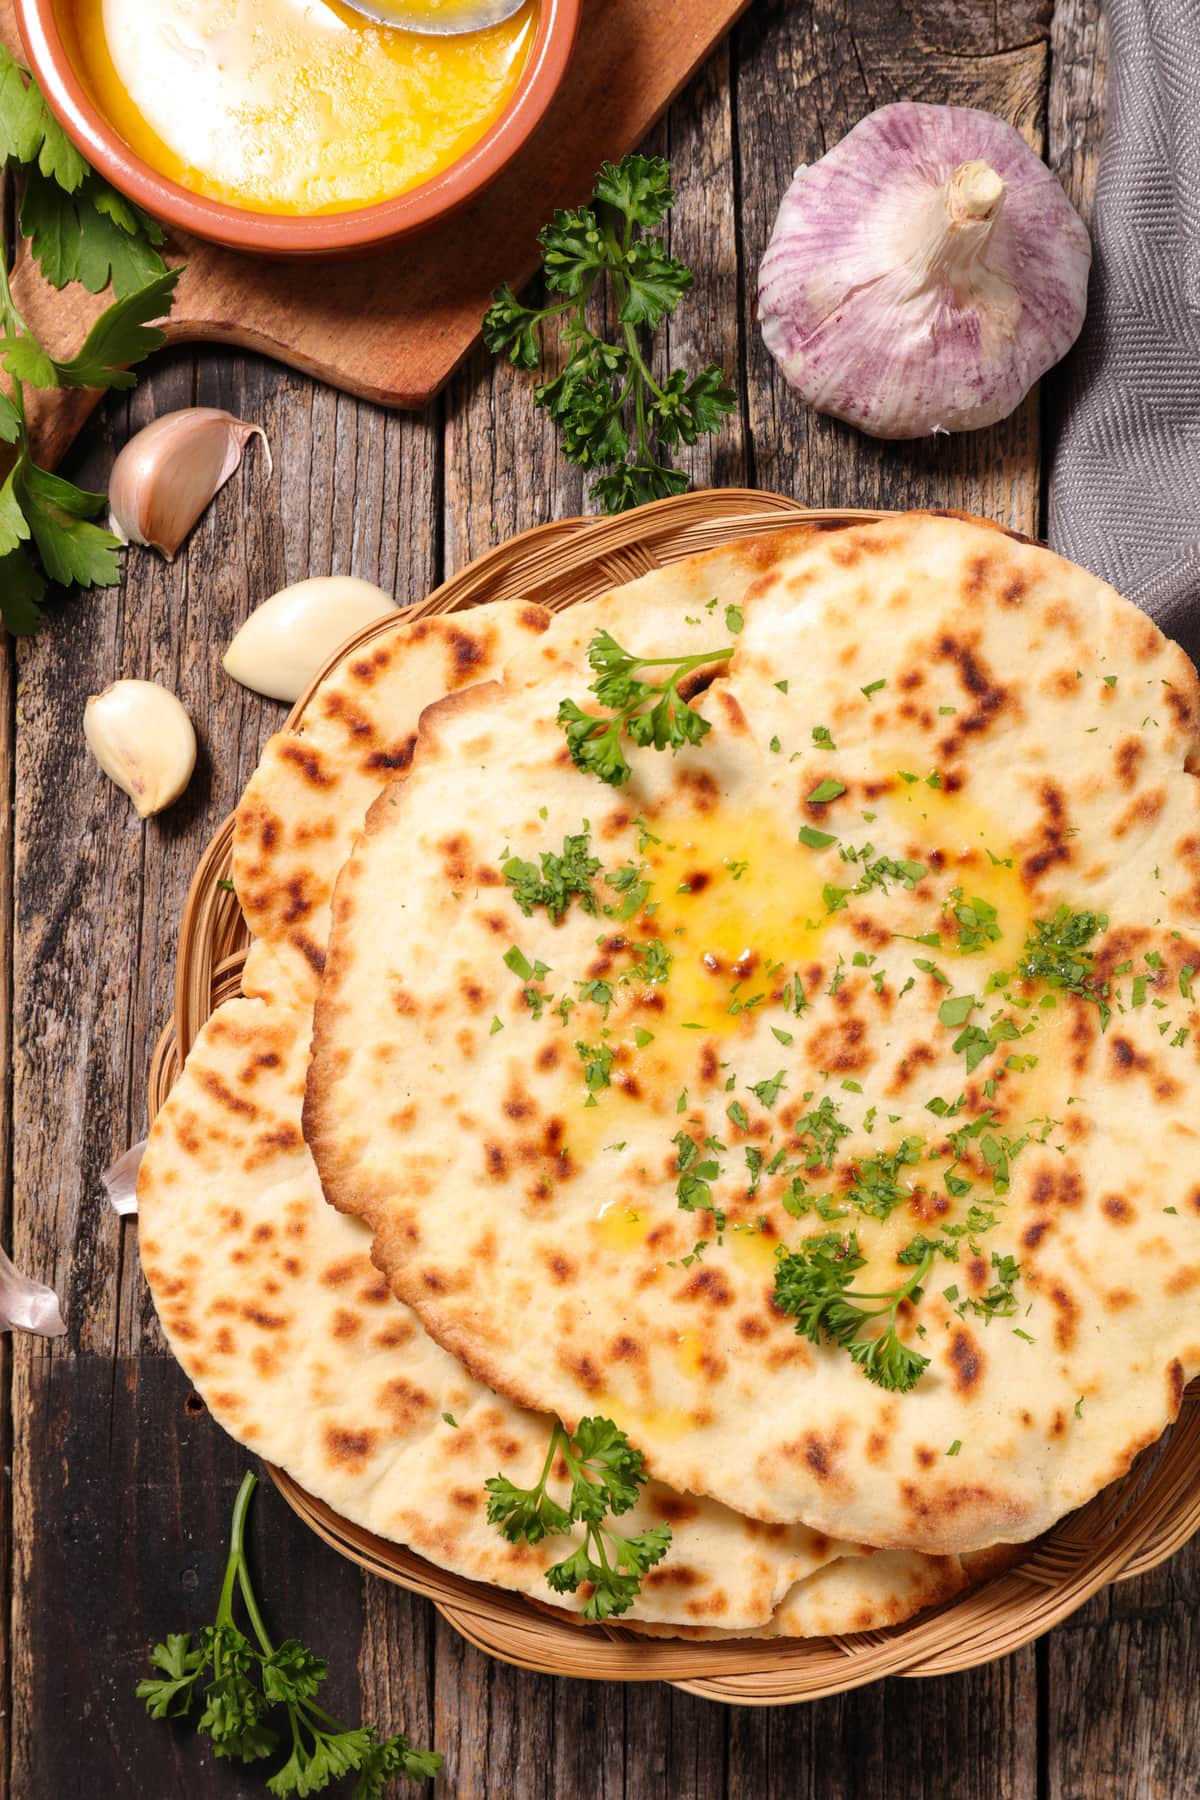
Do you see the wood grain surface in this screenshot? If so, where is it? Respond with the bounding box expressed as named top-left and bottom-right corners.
top-left (9, 1), bottom-right (1200, 1797)
top-left (0, 0), bottom-right (750, 469)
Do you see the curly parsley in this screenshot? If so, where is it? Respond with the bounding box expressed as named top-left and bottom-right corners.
top-left (773, 1234), bottom-right (933, 1393)
top-left (558, 628), bottom-right (733, 787)
top-left (486, 1417), bottom-right (671, 1620)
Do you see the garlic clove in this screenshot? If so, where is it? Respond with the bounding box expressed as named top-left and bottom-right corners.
top-left (0, 1241), bottom-right (66, 1337)
top-left (108, 408), bottom-right (271, 560)
top-left (101, 1140), bottom-right (145, 1217)
top-left (758, 102), bottom-right (1091, 439)
top-left (84, 679), bottom-right (197, 818)
top-left (223, 575), bottom-right (400, 703)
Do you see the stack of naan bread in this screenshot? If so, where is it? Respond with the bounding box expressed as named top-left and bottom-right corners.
top-left (138, 513), bottom-right (1200, 1641)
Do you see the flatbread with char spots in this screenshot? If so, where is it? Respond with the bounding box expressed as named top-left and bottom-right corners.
top-left (233, 600), bottom-right (554, 1007)
top-left (137, 981), bottom-right (970, 1633)
top-left (306, 513), bottom-right (1200, 1556)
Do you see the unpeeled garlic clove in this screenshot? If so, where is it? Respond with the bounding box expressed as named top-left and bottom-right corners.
top-left (758, 102), bottom-right (1091, 438)
top-left (223, 575), bottom-right (399, 703)
top-left (84, 679), bottom-right (197, 818)
top-left (0, 1242), bottom-right (66, 1337)
top-left (108, 408), bottom-right (271, 560)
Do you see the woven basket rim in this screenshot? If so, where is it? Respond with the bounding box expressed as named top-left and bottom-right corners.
top-left (152, 488), bottom-right (1200, 1703)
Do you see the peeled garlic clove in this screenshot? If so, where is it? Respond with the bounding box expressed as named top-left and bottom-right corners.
top-left (223, 575), bottom-right (399, 703)
top-left (758, 102), bottom-right (1091, 438)
top-left (84, 679), bottom-right (197, 818)
top-left (108, 408), bottom-right (271, 559)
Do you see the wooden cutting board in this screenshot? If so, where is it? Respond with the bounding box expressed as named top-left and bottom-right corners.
top-left (1, 0), bottom-right (749, 467)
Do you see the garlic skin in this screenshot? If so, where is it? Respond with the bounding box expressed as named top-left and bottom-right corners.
top-left (108, 408), bottom-right (271, 559)
top-left (0, 1242), bottom-right (66, 1337)
top-left (758, 103), bottom-right (1091, 438)
top-left (223, 576), bottom-right (399, 703)
top-left (84, 680), bottom-right (197, 818)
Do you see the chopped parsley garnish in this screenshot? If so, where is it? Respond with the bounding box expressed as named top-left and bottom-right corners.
top-left (861, 679), bottom-right (886, 699)
top-left (502, 829), bottom-right (601, 921)
top-left (1017, 908), bottom-right (1110, 1024)
top-left (576, 1041), bottom-right (615, 1092)
top-left (946, 891), bottom-right (1001, 952)
top-left (558, 629), bottom-right (733, 787)
top-left (503, 945), bottom-right (550, 982)
top-left (485, 1417), bottom-right (671, 1621)
top-left (725, 604), bottom-right (744, 634)
top-left (812, 725), bottom-right (837, 751)
top-left (798, 824), bottom-right (837, 849)
top-left (750, 1069), bottom-right (787, 1110)
top-left (773, 1235), bottom-right (933, 1393)
top-left (806, 778), bottom-right (846, 804)
top-left (672, 1131), bottom-right (724, 1226)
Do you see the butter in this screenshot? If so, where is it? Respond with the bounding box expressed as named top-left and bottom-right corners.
top-left (64, 0), bottom-right (537, 215)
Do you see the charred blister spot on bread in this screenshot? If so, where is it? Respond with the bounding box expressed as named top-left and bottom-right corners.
top-left (240, 1303), bottom-right (289, 1330)
top-left (738, 1314), bottom-right (769, 1341)
top-left (680, 1266), bottom-right (734, 1307)
top-left (1168, 1358), bottom-right (1186, 1415)
top-left (932, 631), bottom-right (1012, 755)
top-left (378, 1376), bottom-right (432, 1428)
top-left (365, 731), bottom-right (418, 774)
top-left (796, 1428), bottom-right (847, 1489)
top-left (1022, 1218), bottom-right (1054, 1251)
top-left (676, 768), bottom-right (721, 813)
top-left (804, 1014), bottom-right (869, 1075)
top-left (1114, 786), bottom-right (1167, 839)
top-left (458, 975), bottom-right (488, 1013)
top-left (886, 1041), bottom-right (935, 1095)
top-left (1110, 1035), bottom-right (1150, 1077)
top-left (914, 1445), bottom-right (938, 1469)
top-left (438, 833), bottom-right (471, 884)
top-left (559, 1350), bottom-right (604, 1394)
top-left (544, 1250), bottom-right (579, 1285)
top-left (1164, 1263), bottom-right (1200, 1295)
top-left (279, 741), bottom-right (336, 789)
top-left (1046, 1281), bottom-right (1080, 1351)
top-left (609, 1332), bottom-right (644, 1363)
top-left (1019, 779), bottom-right (1075, 883)
top-left (947, 1327), bottom-right (984, 1393)
top-left (535, 1042), bottom-right (560, 1073)
top-left (323, 1425), bottom-right (377, 1472)
top-left (198, 1071), bottom-right (257, 1120)
top-left (1114, 737), bottom-right (1146, 791)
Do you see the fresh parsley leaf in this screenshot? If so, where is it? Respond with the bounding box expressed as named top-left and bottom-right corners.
top-left (558, 629), bottom-right (732, 786)
top-left (774, 1235), bottom-right (933, 1392)
top-left (502, 827), bottom-right (601, 922)
top-left (487, 1417), bottom-right (671, 1619)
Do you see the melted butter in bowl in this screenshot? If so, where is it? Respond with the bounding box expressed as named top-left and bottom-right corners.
top-left (62, 0), bottom-right (538, 215)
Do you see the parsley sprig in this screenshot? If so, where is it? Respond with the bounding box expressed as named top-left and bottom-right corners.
top-left (136, 1473), bottom-right (440, 1794)
top-left (483, 155), bottom-right (736, 511)
top-left (1, 47), bottom-right (180, 632)
top-left (485, 1416), bottom-right (671, 1620)
top-left (559, 628), bottom-right (733, 786)
top-left (773, 1235), bottom-right (934, 1393)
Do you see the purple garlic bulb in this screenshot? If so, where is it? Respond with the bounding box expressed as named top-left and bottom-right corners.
top-left (758, 102), bottom-right (1091, 438)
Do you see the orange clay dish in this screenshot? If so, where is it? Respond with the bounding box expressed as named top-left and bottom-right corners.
top-left (59, 0), bottom-right (539, 216)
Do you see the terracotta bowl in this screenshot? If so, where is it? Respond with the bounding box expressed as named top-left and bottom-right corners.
top-left (15, 0), bottom-right (581, 256)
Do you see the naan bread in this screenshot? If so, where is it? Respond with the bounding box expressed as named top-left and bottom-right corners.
top-left (233, 600), bottom-right (554, 1006)
top-left (142, 567), bottom-right (969, 1637)
top-left (138, 979), bottom-right (970, 1632)
top-left (306, 513), bottom-right (1200, 1556)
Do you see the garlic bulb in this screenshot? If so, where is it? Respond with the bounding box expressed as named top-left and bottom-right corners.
top-left (223, 575), bottom-right (399, 703)
top-left (758, 103), bottom-right (1091, 438)
top-left (84, 680), bottom-right (197, 818)
top-left (108, 408), bottom-right (271, 559)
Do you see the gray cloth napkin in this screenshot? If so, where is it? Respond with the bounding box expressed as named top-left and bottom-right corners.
top-left (1048, 0), bottom-right (1200, 665)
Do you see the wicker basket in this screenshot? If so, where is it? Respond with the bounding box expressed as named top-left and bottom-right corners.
top-left (148, 488), bottom-right (1200, 1704)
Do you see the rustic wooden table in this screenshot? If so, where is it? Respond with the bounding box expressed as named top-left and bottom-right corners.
top-left (7, 1), bottom-right (1196, 1795)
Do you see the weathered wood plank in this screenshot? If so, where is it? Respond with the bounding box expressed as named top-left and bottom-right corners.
top-left (8, 1357), bottom-right (371, 1799)
top-left (7, 343), bottom-right (441, 1795)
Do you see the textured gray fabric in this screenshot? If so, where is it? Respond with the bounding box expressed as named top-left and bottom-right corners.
top-left (1048, 0), bottom-right (1200, 665)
